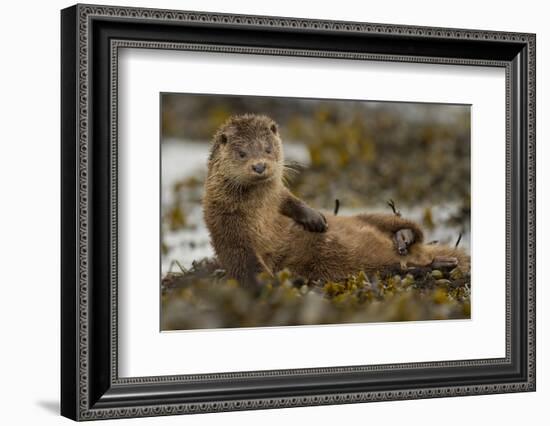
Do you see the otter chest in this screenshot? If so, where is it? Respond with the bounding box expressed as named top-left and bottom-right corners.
top-left (246, 205), bottom-right (290, 266)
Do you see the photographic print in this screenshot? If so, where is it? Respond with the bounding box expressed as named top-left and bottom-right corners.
top-left (160, 94), bottom-right (471, 331)
top-left (61, 6), bottom-right (535, 418)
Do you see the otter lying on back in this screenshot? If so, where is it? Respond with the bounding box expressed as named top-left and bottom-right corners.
top-left (203, 114), bottom-right (468, 287)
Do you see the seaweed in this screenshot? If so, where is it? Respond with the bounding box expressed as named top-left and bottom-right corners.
top-left (161, 259), bottom-right (470, 330)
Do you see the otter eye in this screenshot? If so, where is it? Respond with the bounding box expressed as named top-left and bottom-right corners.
top-left (265, 146), bottom-right (272, 154)
top-left (238, 150), bottom-right (247, 159)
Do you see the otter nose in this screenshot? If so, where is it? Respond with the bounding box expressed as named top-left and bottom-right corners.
top-left (251, 162), bottom-right (266, 174)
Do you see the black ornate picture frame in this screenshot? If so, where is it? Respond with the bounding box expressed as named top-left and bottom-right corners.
top-left (61, 3), bottom-right (536, 421)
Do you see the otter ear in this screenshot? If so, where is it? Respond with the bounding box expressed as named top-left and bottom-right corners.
top-left (270, 123), bottom-right (278, 135)
top-left (218, 133), bottom-right (228, 144)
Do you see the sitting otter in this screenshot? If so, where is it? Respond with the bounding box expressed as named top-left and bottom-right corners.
top-left (203, 114), bottom-right (468, 287)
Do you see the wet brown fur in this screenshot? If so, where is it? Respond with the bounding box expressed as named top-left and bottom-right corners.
top-left (203, 114), bottom-right (469, 286)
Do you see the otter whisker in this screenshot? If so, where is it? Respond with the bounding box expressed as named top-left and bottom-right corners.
top-left (284, 160), bottom-right (305, 172)
top-left (282, 162), bottom-right (303, 183)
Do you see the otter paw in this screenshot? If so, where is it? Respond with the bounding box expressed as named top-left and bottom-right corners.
top-left (431, 256), bottom-right (458, 269)
top-left (394, 228), bottom-right (416, 255)
top-left (299, 209), bottom-right (328, 233)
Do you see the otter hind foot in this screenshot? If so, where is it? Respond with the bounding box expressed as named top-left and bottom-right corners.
top-left (394, 228), bottom-right (416, 255)
top-left (431, 256), bottom-right (458, 269)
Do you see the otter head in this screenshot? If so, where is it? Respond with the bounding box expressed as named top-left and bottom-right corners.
top-left (209, 114), bottom-right (283, 187)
